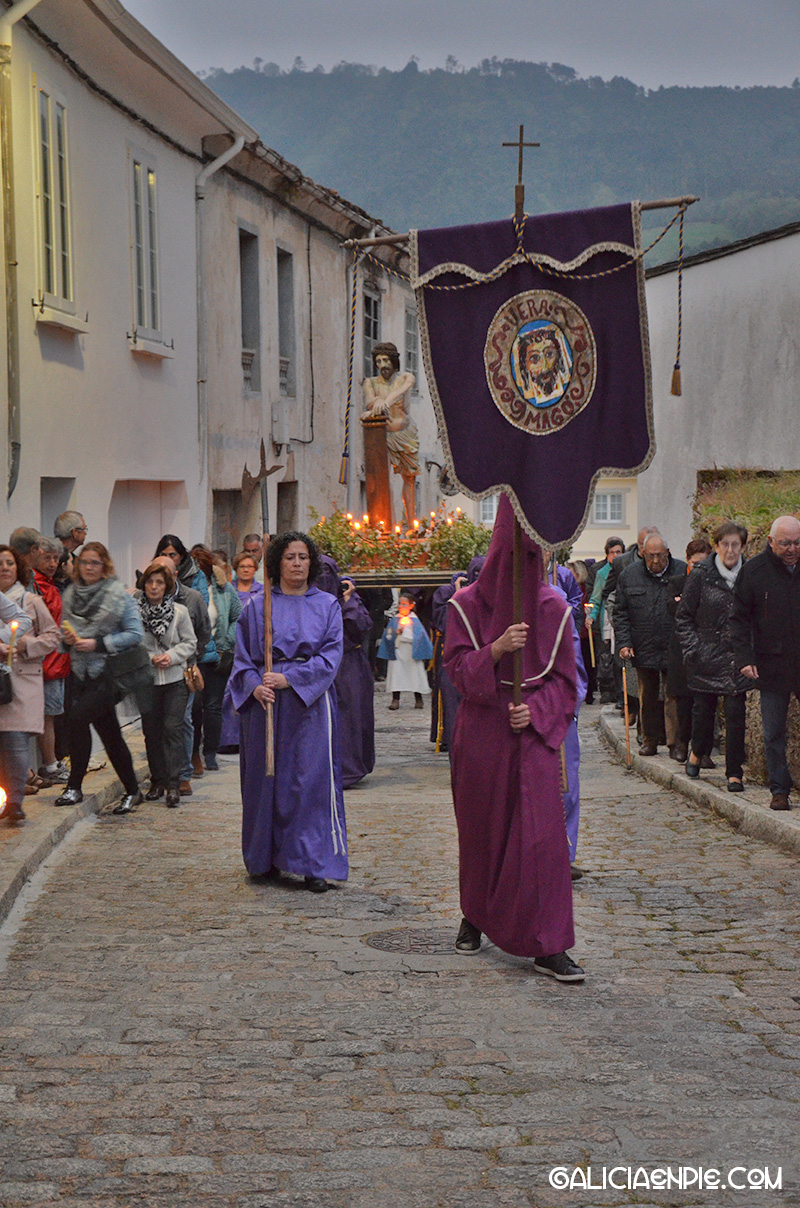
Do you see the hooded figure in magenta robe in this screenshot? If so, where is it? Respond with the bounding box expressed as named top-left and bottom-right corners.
top-left (443, 496), bottom-right (578, 960)
top-left (229, 581), bottom-right (348, 882)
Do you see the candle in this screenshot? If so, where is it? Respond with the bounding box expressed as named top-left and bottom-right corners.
top-left (363, 514), bottom-right (369, 524)
top-left (447, 517), bottom-right (453, 526)
top-left (346, 513), bottom-right (353, 520)
top-left (394, 525), bottom-right (401, 534)
top-left (354, 522), bottom-right (361, 530)
top-left (413, 519), bottom-right (419, 529)
top-left (7, 621), bottom-right (18, 667)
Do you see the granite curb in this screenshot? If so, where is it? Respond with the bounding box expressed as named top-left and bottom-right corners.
top-left (597, 703), bottom-right (800, 858)
top-left (0, 728), bottom-right (149, 927)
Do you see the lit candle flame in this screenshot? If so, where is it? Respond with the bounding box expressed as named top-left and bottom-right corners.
top-left (447, 518), bottom-right (453, 526)
top-left (354, 522), bottom-right (361, 530)
top-left (7, 621), bottom-right (18, 667)
top-left (363, 514), bottom-right (369, 524)
top-left (456, 507), bottom-right (462, 514)
top-left (346, 513), bottom-right (353, 520)
top-left (395, 525), bottom-right (401, 534)
top-left (413, 519), bottom-right (419, 529)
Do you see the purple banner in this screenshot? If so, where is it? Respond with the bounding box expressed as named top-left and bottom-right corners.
top-left (412, 203), bottom-right (654, 549)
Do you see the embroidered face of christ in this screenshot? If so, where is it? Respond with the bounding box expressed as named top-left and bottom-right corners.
top-left (513, 322), bottom-right (573, 407)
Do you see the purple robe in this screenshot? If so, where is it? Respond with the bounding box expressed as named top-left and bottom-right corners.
top-left (219, 583), bottom-right (264, 750)
top-left (229, 587), bottom-right (348, 880)
top-left (444, 497), bottom-right (577, 958)
top-left (337, 590), bottom-right (375, 787)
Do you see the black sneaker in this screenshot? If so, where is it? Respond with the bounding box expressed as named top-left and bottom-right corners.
top-left (455, 918), bottom-right (482, 954)
top-left (533, 952), bottom-right (585, 982)
top-left (304, 876), bottom-right (329, 893)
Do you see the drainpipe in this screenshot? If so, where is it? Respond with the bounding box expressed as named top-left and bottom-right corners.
top-left (1, 0), bottom-right (46, 500)
top-left (195, 135), bottom-right (245, 495)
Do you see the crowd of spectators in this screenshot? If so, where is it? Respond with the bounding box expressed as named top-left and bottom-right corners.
top-left (0, 516), bottom-right (255, 825)
top-left (574, 513), bottom-right (800, 809)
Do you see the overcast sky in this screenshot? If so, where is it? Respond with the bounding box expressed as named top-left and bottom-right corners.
top-left (125, 0), bottom-right (800, 87)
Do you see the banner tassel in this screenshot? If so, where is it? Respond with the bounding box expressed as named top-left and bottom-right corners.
top-left (671, 205), bottom-right (685, 397)
top-left (338, 454), bottom-right (349, 486)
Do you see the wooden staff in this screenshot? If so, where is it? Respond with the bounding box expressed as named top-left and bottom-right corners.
top-left (512, 515), bottom-right (523, 706)
top-left (585, 605), bottom-right (596, 668)
top-left (263, 533), bottom-right (274, 778)
top-left (622, 657), bottom-right (632, 769)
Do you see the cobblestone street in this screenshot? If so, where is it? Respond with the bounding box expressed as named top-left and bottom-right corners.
top-left (1, 698), bottom-right (798, 1208)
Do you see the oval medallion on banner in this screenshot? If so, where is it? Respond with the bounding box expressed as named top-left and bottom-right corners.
top-left (484, 290), bottom-right (597, 435)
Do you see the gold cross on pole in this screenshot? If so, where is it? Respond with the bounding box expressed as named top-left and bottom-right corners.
top-left (502, 123), bottom-right (540, 219)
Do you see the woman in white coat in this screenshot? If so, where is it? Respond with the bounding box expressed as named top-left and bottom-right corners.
top-left (0, 545), bottom-right (57, 825)
top-left (138, 562), bottom-right (197, 808)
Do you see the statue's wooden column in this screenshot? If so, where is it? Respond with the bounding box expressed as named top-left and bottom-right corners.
top-left (361, 416), bottom-right (393, 531)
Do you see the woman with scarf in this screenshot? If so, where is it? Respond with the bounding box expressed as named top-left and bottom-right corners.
top-left (138, 562), bottom-right (197, 807)
top-left (0, 546), bottom-right (52, 825)
top-left (675, 522), bottom-right (751, 791)
top-left (55, 542), bottom-right (145, 815)
top-left (443, 495), bottom-right (583, 980)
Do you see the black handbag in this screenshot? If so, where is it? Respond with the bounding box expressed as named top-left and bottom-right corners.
top-left (107, 644), bottom-right (154, 710)
top-left (0, 664), bottom-right (12, 705)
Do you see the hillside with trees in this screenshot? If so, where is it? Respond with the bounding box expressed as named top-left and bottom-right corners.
top-left (201, 58), bottom-right (800, 262)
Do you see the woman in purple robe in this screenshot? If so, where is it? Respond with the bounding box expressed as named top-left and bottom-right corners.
top-left (443, 495), bottom-right (584, 981)
top-left (218, 553), bottom-right (264, 752)
top-left (228, 531), bottom-right (347, 892)
top-left (338, 576), bottom-right (375, 787)
top-left (315, 556), bottom-right (375, 788)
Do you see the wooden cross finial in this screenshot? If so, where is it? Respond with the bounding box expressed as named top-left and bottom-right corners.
top-left (502, 123), bottom-right (540, 219)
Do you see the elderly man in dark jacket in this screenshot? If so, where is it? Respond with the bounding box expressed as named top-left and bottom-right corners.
top-left (614, 533), bottom-right (687, 756)
top-left (731, 515), bottom-right (800, 810)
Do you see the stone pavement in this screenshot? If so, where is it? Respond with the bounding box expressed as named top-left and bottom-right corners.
top-left (0, 696), bottom-right (798, 1208)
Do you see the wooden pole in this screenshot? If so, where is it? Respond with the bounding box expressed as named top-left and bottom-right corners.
top-left (512, 513), bottom-right (523, 707)
top-left (342, 196), bottom-right (700, 248)
top-left (263, 535), bottom-right (274, 778)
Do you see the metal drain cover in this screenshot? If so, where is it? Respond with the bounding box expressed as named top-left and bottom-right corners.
top-left (362, 927), bottom-right (456, 954)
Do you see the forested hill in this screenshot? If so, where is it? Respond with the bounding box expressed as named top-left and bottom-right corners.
top-left (202, 58), bottom-right (800, 262)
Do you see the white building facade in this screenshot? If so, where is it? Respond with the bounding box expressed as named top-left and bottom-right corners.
top-left (639, 221), bottom-right (800, 551)
top-left (0, 0), bottom-right (443, 587)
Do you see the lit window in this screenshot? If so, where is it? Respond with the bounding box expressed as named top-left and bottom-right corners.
top-left (593, 492), bottom-right (624, 524)
top-left (36, 85), bottom-right (72, 304)
top-left (130, 150), bottom-right (160, 335)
